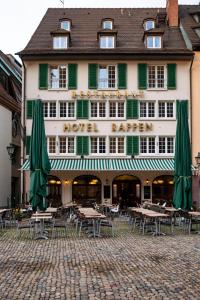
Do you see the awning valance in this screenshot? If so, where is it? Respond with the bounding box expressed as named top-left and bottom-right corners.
top-left (21, 158), bottom-right (175, 171)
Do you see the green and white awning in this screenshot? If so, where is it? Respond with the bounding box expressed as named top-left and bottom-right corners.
top-left (21, 158), bottom-right (175, 171)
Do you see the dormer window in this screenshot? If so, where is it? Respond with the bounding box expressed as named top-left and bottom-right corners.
top-left (100, 36), bottom-right (115, 49)
top-left (195, 28), bottom-right (200, 38)
top-left (103, 20), bottom-right (113, 30)
top-left (53, 36), bottom-right (68, 49)
top-left (146, 36), bottom-right (162, 49)
top-left (60, 20), bottom-right (71, 31)
top-left (144, 20), bottom-right (155, 31)
top-left (193, 14), bottom-right (200, 23)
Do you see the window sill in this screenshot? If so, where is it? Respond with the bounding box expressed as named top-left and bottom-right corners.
top-left (147, 88), bottom-right (167, 91)
top-left (139, 118), bottom-right (176, 121)
top-left (48, 88), bottom-right (68, 91)
top-left (44, 118), bottom-right (76, 120)
top-left (97, 88), bottom-right (118, 91)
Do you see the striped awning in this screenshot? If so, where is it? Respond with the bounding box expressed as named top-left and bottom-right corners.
top-left (21, 158), bottom-right (175, 171)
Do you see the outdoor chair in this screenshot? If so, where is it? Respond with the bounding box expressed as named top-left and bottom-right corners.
top-left (177, 210), bottom-right (191, 233)
top-left (99, 219), bottom-right (115, 237)
top-left (51, 218), bottom-right (68, 238)
top-left (110, 205), bottom-right (120, 219)
top-left (16, 219), bottom-right (35, 238)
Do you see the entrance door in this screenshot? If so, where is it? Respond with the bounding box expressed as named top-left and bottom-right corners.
top-left (152, 175), bottom-right (174, 206)
top-left (112, 175), bottom-right (141, 207)
top-left (72, 175), bottom-right (101, 206)
top-left (46, 175), bottom-right (62, 207)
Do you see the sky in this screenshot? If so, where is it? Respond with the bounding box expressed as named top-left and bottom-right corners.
top-left (0, 0), bottom-right (199, 60)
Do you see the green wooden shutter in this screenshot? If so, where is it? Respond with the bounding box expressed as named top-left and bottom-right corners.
top-left (26, 100), bottom-right (35, 119)
top-left (76, 136), bottom-right (89, 155)
top-left (39, 64), bottom-right (48, 89)
top-left (26, 136), bottom-right (31, 155)
top-left (138, 64), bottom-right (147, 90)
top-left (126, 99), bottom-right (138, 119)
top-left (68, 64), bottom-right (77, 89)
top-left (76, 100), bottom-right (89, 119)
top-left (167, 64), bottom-right (176, 89)
top-left (118, 63), bottom-right (127, 89)
top-left (88, 64), bottom-right (97, 89)
top-left (126, 136), bottom-right (139, 155)
top-left (176, 100), bottom-right (179, 119)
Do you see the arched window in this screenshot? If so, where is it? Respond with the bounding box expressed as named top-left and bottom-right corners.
top-left (152, 175), bottom-right (174, 206)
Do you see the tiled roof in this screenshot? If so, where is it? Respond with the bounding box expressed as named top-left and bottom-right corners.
top-left (18, 7), bottom-right (191, 57)
top-left (179, 5), bottom-right (200, 50)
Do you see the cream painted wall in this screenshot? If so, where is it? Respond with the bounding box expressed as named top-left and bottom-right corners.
top-left (0, 106), bottom-right (11, 207)
top-left (192, 52), bottom-right (200, 164)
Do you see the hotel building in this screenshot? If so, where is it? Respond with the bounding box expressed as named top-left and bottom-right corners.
top-left (19, 1), bottom-right (194, 208)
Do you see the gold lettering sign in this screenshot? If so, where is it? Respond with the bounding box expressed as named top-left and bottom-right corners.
top-left (71, 90), bottom-right (144, 99)
top-left (63, 123), bottom-right (99, 133)
top-left (111, 123), bottom-right (153, 132)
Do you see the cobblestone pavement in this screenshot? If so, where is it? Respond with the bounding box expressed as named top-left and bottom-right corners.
top-left (0, 220), bottom-right (200, 300)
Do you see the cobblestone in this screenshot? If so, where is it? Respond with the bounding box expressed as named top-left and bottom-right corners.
top-left (0, 222), bottom-right (200, 299)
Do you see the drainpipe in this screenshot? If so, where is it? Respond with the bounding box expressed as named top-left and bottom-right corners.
top-left (189, 54), bottom-right (194, 162)
top-left (21, 60), bottom-right (26, 205)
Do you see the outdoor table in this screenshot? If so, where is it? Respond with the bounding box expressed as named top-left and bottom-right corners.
top-left (78, 208), bottom-right (106, 237)
top-left (188, 212), bottom-right (200, 234)
top-left (46, 207), bottom-right (57, 213)
top-left (31, 214), bottom-right (53, 239)
top-left (143, 212), bottom-right (170, 236)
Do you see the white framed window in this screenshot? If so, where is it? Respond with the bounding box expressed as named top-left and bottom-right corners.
top-left (146, 36), bottom-right (161, 49)
top-left (98, 65), bottom-right (116, 89)
top-left (100, 36), bottom-right (115, 49)
top-left (61, 20), bottom-right (71, 31)
top-left (158, 101), bottom-right (174, 118)
top-left (91, 137), bottom-right (106, 154)
top-left (48, 137), bottom-right (56, 154)
top-left (43, 102), bottom-right (57, 118)
top-left (90, 101), bottom-right (106, 118)
top-left (109, 137), bottom-right (124, 154)
top-left (53, 36), bottom-right (68, 49)
top-left (144, 20), bottom-right (155, 31)
top-left (103, 20), bottom-right (113, 30)
top-left (59, 102), bottom-right (75, 118)
top-left (148, 65), bottom-right (166, 89)
top-left (159, 137), bottom-right (174, 154)
top-left (59, 137), bottom-right (75, 154)
top-left (50, 65), bottom-right (67, 89)
top-left (140, 101), bottom-right (155, 118)
top-left (109, 101), bottom-right (124, 118)
top-left (140, 137), bottom-right (156, 154)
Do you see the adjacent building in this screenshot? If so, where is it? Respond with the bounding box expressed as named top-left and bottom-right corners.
top-left (19, 0), bottom-right (194, 208)
top-left (0, 51), bottom-right (22, 207)
top-left (179, 4), bottom-right (200, 208)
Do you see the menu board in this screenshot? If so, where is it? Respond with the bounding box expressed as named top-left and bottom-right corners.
top-left (144, 186), bottom-right (151, 200)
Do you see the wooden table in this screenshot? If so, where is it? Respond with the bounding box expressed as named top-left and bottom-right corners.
top-left (78, 208), bottom-right (106, 237)
top-left (46, 207), bottom-right (58, 213)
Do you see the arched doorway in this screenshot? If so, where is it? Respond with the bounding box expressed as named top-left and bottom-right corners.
top-left (112, 175), bottom-right (141, 207)
top-left (152, 175), bottom-right (174, 206)
top-left (46, 175), bottom-right (62, 207)
top-left (72, 175), bottom-right (101, 206)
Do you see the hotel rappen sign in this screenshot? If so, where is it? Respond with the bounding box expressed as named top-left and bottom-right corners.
top-left (63, 122), bottom-right (153, 132)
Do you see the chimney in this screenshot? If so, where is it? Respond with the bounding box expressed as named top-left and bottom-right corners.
top-left (166, 0), bottom-right (179, 27)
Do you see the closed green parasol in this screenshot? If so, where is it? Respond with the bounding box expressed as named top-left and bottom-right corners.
top-left (29, 100), bottom-right (51, 211)
top-left (173, 100), bottom-right (192, 210)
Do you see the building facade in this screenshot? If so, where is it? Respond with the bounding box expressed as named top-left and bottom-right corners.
top-left (0, 51), bottom-right (22, 207)
top-left (19, 1), bottom-right (193, 208)
top-left (179, 4), bottom-right (200, 208)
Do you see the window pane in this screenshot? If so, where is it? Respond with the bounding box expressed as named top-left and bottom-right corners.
top-left (140, 102), bottom-right (147, 118)
top-left (49, 102), bottom-right (56, 117)
top-left (157, 66), bottom-right (165, 88)
top-left (59, 102), bottom-right (67, 118)
top-left (158, 102), bottom-right (165, 117)
top-left (118, 102), bottom-right (124, 117)
top-left (61, 21), bottom-right (70, 30)
top-left (53, 37), bottom-right (68, 49)
top-left (50, 67), bottom-right (59, 89)
top-left (43, 102), bottom-right (48, 118)
top-left (159, 137), bottom-right (165, 153)
top-left (99, 137), bottom-right (106, 153)
top-left (145, 20), bottom-right (155, 30)
top-left (167, 102), bottom-right (173, 118)
top-left (99, 102), bottom-right (106, 117)
top-left (147, 36), bottom-right (153, 48)
top-left (68, 137), bottom-right (74, 153)
top-left (107, 37), bottom-right (114, 48)
top-left (148, 66), bottom-right (156, 88)
top-left (167, 137), bottom-right (174, 153)
top-left (149, 137), bottom-right (155, 153)
top-left (100, 36), bottom-right (114, 48)
top-left (99, 66), bottom-right (108, 89)
top-left (59, 66), bottom-right (67, 88)
top-left (155, 36), bottom-right (161, 48)
top-left (48, 137), bottom-right (56, 154)
top-left (148, 102), bottom-right (155, 118)
top-left (108, 65), bottom-right (116, 88)
top-left (109, 102), bottom-right (116, 117)
top-left (103, 21), bottom-right (113, 30)
top-left (109, 138), bottom-right (116, 153)
top-left (118, 137), bottom-right (124, 153)
top-left (91, 137), bottom-right (97, 153)
top-left (91, 102), bottom-right (98, 118)
top-left (68, 102), bottom-right (75, 118)
top-left (100, 37), bottom-right (107, 48)
top-left (59, 137), bottom-right (66, 154)
top-left (140, 137), bottom-right (147, 153)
